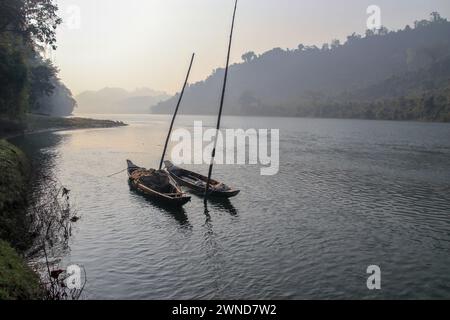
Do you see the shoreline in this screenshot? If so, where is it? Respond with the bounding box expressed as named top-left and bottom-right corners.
top-left (1, 114), bottom-right (127, 140)
top-left (150, 111), bottom-right (450, 124)
top-left (0, 114), bottom-right (127, 299)
top-left (3, 124), bottom-right (126, 141)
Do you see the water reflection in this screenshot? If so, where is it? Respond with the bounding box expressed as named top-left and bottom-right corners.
top-left (10, 132), bottom-right (67, 180)
top-left (127, 181), bottom-right (190, 228)
top-left (10, 130), bottom-right (66, 151)
top-left (195, 193), bottom-right (238, 216)
top-left (201, 201), bottom-right (231, 297)
top-left (208, 198), bottom-right (238, 216)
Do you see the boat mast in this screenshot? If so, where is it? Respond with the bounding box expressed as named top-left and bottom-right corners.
top-left (159, 53), bottom-right (195, 170)
top-left (204, 0), bottom-right (238, 201)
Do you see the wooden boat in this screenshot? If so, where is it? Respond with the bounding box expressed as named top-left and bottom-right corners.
top-left (164, 161), bottom-right (240, 198)
top-left (127, 160), bottom-right (191, 206)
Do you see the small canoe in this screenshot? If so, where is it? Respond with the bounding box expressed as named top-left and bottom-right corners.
top-left (164, 160), bottom-right (240, 198)
top-left (127, 160), bottom-right (191, 206)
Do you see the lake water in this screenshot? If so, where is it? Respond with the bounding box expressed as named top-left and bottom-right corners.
top-left (11, 115), bottom-right (450, 299)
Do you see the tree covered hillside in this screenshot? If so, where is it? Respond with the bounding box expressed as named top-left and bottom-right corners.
top-left (153, 13), bottom-right (450, 121)
top-left (0, 0), bottom-right (76, 120)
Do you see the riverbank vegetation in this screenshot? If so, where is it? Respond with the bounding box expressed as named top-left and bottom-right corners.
top-left (0, 0), bottom-right (76, 121)
top-left (1, 114), bottom-right (127, 138)
top-left (0, 140), bottom-right (32, 251)
top-left (1, 138), bottom-right (87, 299)
top-left (0, 139), bottom-right (41, 299)
top-left (0, 240), bottom-right (41, 299)
top-left (0, 0), bottom-right (95, 299)
top-left (25, 114), bottom-right (126, 132)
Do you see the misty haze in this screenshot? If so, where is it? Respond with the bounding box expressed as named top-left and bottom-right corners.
top-left (1, 0), bottom-right (450, 305)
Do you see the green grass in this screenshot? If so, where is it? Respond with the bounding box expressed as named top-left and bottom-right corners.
top-left (0, 139), bottom-right (31, 252)
top-left (0, 240), bottom-right (41, 300)
top-left (0, 140), bottom-right (42, 299)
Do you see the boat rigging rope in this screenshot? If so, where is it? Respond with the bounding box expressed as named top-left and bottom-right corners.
top-left (106, 168), bottom-right (127, 177)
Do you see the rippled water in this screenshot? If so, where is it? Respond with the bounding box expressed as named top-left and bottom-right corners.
top-left (12, 115), bottom-right (450, 299)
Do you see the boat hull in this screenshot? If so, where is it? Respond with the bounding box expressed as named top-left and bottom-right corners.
top-left (128, 179), bottom-right (191, 206)
top-left (164, 161), bottom-right (240, 199)
top-left (127, 160), bottom-right (191, 207)
top-left (169, 173), bottom-right (240, 198)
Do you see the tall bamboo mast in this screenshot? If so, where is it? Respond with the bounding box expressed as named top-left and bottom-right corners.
top-left (159, 53), bottom-right (195, 170)
top-left (204, 0), bottom-right (238, 201)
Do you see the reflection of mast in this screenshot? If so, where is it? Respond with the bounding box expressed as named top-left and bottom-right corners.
top-left (204, 0), bottom-right (238, 201)
top-left (159, 53), bottom-right (195, 170)
top-left (202, 203), bottom-right (231, 295)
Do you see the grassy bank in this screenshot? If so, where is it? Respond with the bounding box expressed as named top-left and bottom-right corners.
top-left (0, 139), bottom-right (41, 299)
top-left (0, 140), bottom-right (32, 251)
top-left (0, 240), bottom-right (41, 300)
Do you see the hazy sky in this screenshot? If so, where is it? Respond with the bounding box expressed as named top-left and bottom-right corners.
top-left (52, 0), bottom-right (450, 95)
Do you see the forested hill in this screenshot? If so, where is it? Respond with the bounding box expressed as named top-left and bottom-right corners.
top-left (0, 1), bottom-right (76, 119)
top-left (153, 13), bottom-right (450, 121)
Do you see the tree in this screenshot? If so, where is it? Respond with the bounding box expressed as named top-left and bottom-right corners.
top-left (0, 44), bottom-right (29, 117)
top-left (0, 0), bottom-right (21, 32)
top-left (305, 45), bottom-right (319, 52)
top-left (430, 12), bottom-right (444, 23)
top-left (419, 43), bottom-right (449, 64)
top-left (241, 51), bottom-right (257, 63)
top-left (414, 19), bottom-right (431, 29)
top-left (34, 79), bottom-right (77, 115)
top-left (29, 56), bottom-right (58, 110)
top-left (0, 0), bottom-right (71, 119)
top-left (365, 29), bottom-right (375, 37)
top-left (347, 33), bottom-right (361, 44)
top-left (330, 39), bottom-right (340, 49)
top-left (0, 0), bottom-right (62, 49)
top-left (377, 26), bottom-right (389, 36)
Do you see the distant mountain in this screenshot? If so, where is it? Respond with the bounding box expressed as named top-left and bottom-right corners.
top-left (152, 13), bottom-right (450, 121)
top-left (76, 87), bottom-right (170, 114)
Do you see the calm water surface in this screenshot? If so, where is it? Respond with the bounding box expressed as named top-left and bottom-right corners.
top-left (12, 115), bottom-right (450, 299)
